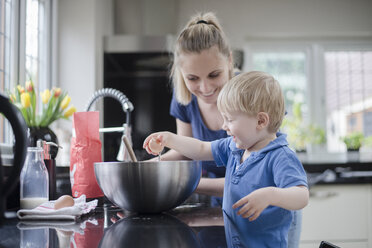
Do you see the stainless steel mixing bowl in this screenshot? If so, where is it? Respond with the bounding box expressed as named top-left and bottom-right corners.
top-left (94, 161), bottom-right (202, 213)
top-left (98, 214), bottom-right (199, 248)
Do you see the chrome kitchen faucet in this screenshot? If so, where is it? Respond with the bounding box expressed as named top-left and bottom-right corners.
top-left (85, 88), bottom-right (134, 161)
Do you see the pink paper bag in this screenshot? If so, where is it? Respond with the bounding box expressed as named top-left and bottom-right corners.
top-left (70, 111), bottom-right (104, 198)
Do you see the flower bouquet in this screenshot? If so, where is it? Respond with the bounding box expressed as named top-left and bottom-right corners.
top-left (9, 81), bottom-right (76, 127)
top-left (9, 81), bottom-right (76, 157)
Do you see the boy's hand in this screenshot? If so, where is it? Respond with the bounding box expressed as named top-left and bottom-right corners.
top-left (143, 133), bottom-right (166, 155)
top-left (232, 187), bottom-right (273, 221)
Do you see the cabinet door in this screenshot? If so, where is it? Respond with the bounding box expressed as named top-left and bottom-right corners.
top-left (301, 184), bottom-right (371, 244)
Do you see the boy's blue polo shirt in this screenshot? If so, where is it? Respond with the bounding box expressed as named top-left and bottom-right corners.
top-left (211, 132), bottom-right (308, 248)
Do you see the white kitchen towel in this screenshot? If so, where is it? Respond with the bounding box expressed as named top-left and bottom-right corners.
top-left (17, 218), bottom-right (99, 234)
top-left (17, 195), bottom-right (97, 221)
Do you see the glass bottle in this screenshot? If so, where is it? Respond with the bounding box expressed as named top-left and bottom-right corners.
top-left (20, 147), bottom-right (49, 209)
top-left (20, 227), bottom-right (49, 248)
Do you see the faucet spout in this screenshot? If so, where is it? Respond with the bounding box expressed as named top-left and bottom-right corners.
top-left (85, 88), bottom-right (134, 161)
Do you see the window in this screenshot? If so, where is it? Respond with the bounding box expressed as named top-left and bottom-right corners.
top-left (243, 39), bottom-right (372, 155)
top-left (325, 50), bottom-right (372, 152)
top-left (1, 0), bottom-right (53, 143)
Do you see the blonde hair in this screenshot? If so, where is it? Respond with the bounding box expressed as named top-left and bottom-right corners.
top-left (171, 12), bottom-right (233, 105)
top-left (217, 71), bottom-right (285, 133)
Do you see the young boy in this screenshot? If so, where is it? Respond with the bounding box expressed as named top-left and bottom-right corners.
top-left (143, 71), bottom-right (309, 247)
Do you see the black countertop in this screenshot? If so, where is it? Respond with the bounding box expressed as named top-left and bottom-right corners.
top-left (0, 204), bottom-right (226, 248)
top-left (303, 161), bottom-right (372, 185)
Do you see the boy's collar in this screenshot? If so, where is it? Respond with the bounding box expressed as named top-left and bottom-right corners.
top-left (259, 132), bottom-right (288, 153)
top-left (229, 132), bottom-right (288, 155)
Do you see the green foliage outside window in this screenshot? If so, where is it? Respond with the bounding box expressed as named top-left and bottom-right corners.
top-left (281, 102), bottom-right (326, 152)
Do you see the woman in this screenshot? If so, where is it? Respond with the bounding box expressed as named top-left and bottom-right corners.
top-left (163, 13), bottom-right (233, 179)
top-left (157, 12), bottom-right (302, 247)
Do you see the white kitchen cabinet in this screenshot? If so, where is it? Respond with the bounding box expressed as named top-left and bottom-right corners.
top-left (300, 184), bottom-right (372, 248)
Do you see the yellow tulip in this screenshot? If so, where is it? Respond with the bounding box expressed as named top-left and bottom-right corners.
top-left (21, 92), bottom-right (31, 108)
top-left (26, 81), bottom-right (34, 92)
top-left (64, 106), bottom-right (77, 118)
top-left (60, 95), bottom-right (71, 110)
top-left (41, 89), bottom-right (51, 104)
top-left (17, 85), bottom-right (25, 94)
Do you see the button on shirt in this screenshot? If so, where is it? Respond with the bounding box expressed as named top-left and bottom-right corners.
top-left (211, 132), bottom-right (308, 248)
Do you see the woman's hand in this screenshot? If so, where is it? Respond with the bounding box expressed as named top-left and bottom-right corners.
top-left (232, 187), bottom-right (273, 221)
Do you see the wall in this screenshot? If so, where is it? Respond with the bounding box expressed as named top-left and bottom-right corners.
top-left (114, 0), bottom-right (178, 35)
top-left (177, 0), bottom-right (372, 48)
top-left (113, 0), bottom-right (372, 49)
top-left (57, 0), bottom-right (113, 114)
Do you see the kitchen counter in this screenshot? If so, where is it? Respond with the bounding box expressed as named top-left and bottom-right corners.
top-left (303, 161), bottom-right (372, 185)
top-left (0, 203), bottom-right (226, 248)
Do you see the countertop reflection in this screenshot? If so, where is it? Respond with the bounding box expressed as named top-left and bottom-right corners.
top-left (100, 214), bottom-right (199, 247)
top-left (0, 203), bottom-right (227, 248)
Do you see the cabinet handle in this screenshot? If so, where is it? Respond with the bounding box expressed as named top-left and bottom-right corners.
top-left (309, 191), bottom-right (338, 198)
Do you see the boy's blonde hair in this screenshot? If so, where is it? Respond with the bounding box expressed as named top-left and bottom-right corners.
top-left (217, 71), bottom-right (285, 133)
top-left (171, 12), bottom-right (233, 105)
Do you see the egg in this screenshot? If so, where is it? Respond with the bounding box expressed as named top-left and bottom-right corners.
top-left (149, 137), bottom-right (163, 154)
top-left (54, 195), bottom-right (74, 210)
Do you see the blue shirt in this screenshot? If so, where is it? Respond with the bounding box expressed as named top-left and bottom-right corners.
top-left (170, 93), bottom-right (227, 177)
top-left (211, 133), bottom-right (308, 248)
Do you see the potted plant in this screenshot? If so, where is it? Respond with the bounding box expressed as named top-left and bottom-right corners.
top-left (341, 132), bottom-right (364, 151)
top-left (341, 131), bottom-right (364, 161)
